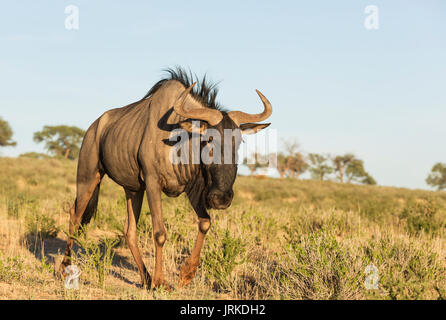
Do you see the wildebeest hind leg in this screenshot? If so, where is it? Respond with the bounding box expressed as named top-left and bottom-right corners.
top-left (124, 188), bottom-right (151, 288)
top-left (59, 171), bottom-right (102, 275)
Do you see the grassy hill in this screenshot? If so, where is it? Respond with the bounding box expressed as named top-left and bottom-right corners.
top-left (0, 157), bottom-right (445, 299)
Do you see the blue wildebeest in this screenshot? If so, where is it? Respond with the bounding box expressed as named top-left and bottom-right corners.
top-left (59, 67), bottom-right (272, 289)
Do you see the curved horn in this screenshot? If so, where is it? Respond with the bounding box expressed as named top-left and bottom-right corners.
top-left (173, 83), bottom-right (223, 126)
top-left (227, 90), bottom-right (272, 126)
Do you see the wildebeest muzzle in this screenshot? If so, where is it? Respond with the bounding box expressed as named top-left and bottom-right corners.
top-left (207, 188), bottom-right (234, 210)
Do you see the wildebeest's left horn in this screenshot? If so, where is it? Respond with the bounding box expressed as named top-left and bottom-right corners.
top-left (227, 90), bottom-right (272, 126)
top-left (173, 83), bottom-right (223, 126)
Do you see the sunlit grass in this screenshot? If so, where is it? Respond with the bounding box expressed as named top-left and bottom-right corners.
top-left (0, 157), bottom-right (444, 299)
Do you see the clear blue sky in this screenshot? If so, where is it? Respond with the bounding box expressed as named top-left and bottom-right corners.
top-left (0, 1), bottom-right (445, 189)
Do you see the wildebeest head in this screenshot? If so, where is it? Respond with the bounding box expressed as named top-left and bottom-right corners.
top-left (174, 83), bottom-right (272, 209)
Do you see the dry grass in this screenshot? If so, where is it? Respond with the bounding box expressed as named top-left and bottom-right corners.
top-left (0, 157), bottom-right (445, 300)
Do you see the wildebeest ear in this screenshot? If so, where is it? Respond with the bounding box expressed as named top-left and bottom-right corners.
top-left (179, 120), bottom-right (208, 134)
top-left (239, 123), bottom-right (270, 135)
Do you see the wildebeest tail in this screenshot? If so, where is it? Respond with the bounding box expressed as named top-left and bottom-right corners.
top-left (81, 183), bottom-right (100, 226)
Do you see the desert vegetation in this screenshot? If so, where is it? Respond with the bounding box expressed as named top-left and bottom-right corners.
top-left (0, 157), bottom-right (444, 299)
top-left (0, 117), bottom-right (17, 147)
top-left (244, 140), bottom-right (377, 185)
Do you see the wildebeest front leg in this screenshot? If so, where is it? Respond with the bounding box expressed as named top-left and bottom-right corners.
top-left (146, 181), bottom-right (170, 290)
top-left (180, 199), bottom-right (210, 287)
top-left (179, 217), bottom-right (210, 287)
top-left (124, 188), bottom-right (151, 289)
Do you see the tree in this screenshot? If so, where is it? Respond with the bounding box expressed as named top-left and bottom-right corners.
top-left (426, 163), bottom-right (446, 190)
top-left (0, 117), bottom-right (17, 147)
top-left (275, 139), bottom-right (308, 179)
top-left (243, 153), bottom-right (268, 176)
top-left (332, 153), bottom-right (356, 183)
top-left (276, 152), bottom-right (308, 179)
top-left (276, 153), bottom-right (288, 178)
top-left (286, 152), bottom-right (308, 178)
top-left (33, 125), bottom-right (85, 160)
top-left (345, 159), bottom-right (377, 185)
top-left (361, 173), bottom-right (377, 185)
top-left (308, 153), bottom-right (333, 181)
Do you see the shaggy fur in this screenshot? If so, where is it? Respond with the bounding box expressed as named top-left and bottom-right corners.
top-left (142, 66), bottom-right (224, 111)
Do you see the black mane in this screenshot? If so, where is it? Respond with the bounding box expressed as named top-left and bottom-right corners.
top-left (142, 66), bottom-right (223, 111)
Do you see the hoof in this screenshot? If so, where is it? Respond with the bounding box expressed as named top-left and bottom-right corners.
top-left (140, 274), bottom-right (152, 290)
top-left (57, 262), bottom-right (70, 279)
top-left (152, 279), bottom-right (173, 292)
top-left (179, 260), bottom-right (198, 287)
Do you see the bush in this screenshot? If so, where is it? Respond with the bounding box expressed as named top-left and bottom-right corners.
top-left (400, 198), bottom-right (445, 236)
top-left (0, 254), bottom-right (24, 283)
top-left (203, 229), bottom-right (246, 290)
top-left (363, 236), bottom-right (446, 300)
top-left (70, 227), bottom-right (119, 287)
top-left (25, 212), bottom-right (59, 238)
top-left (281, 226), bottom-right (363, 299)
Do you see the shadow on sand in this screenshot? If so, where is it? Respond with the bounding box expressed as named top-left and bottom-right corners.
top-left (22, 232), bottom-right (141, 287)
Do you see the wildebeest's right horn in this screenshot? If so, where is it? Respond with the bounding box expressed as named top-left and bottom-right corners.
top-left (227, 90), bottom-right (272, 126)
top-left (173, 83), bottom-right (223, 126)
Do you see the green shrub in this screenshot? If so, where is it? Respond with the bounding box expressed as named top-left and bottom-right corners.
top-left (0, 254), bottom-right (24, 283)
top-left (363, 236), bottom-right (446, 300)
top-left (203, 229), bottom-right (246, 289)
top-left (38, 256), bottom-right (54, 274)
top-left (25, 212), bottom-right (59, 238)
top-left (281, 226), bottom-right (363, 299)
top-left (401, 198), bottom-right (445, 236)
top-left (71, 227), bottom-right (118, 287)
